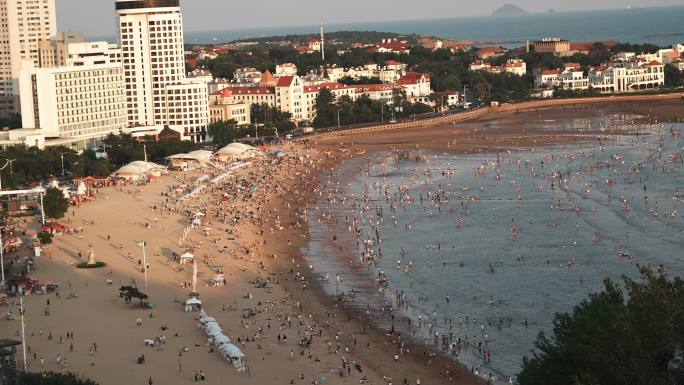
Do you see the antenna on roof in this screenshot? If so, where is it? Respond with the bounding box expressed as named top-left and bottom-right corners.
top-left (320, 21), bottom-right (325, 62)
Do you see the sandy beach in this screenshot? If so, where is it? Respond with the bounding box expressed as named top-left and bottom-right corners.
top-left (1, 95), bottom-right (682, 385)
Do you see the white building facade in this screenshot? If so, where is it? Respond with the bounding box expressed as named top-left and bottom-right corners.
top-left (18, 60), bottom-right (127, 148)
top-left (0, 0), bottom-right (57, 116)
top-left (116, 0), bottom-right (209, 142)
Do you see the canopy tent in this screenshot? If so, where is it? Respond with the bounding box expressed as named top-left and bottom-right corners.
top-left (211, 274), bottom-right (225, 287)
top-left (112, 161), bottom-right (168, 180)
top-left (184, 297), bottom-right (202, 312)
top-left (196, 311), bottom-right (245, 370)
top-left (213, 334), bottom-right (231, 346)
top-left (76, 182), bottom-right (88, 195)
top-left (166, 150), bottom-right (214, 170)
top-left (214, 143), bottom-right (262, 162)
top-left (179, 252), bottom-right (194, 265)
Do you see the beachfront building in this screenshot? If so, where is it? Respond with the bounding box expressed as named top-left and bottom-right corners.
top-left (16, 60), bottom-right (126, 149)
top-left (535, 58), bottom-right (665, 93)
top-left (350, 84), bottom-right (401, 103)
top-left (302, 82), bottom-right (355, 122)
top-left (398, 72), bottom-right (432, 102)
top-left (209, 88), bottom-right (252, 125)
top-left (0, 0), bottom-right (57, 116)
top-left (164, 79), bottom-right (210, 142)
top-left (588, 60), bottom-right (665, 93)
top-left (115, 0), bottom-right (210, 142)
top-left (534, 67), bottom-right (589, 91)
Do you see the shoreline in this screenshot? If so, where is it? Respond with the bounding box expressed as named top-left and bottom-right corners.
top-left (2, 97), bottom-right (681, 385)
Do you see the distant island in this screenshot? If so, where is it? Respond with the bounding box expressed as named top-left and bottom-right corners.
top-left (491, 3), bottom-right (528, 16)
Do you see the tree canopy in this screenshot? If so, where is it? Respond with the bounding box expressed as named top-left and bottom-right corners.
top-left (1, 370), bottom-right (97, 385)
top-left (518, 267), bottom-right (684, 385)
top-left (43, 187), bottom-right (69, 219)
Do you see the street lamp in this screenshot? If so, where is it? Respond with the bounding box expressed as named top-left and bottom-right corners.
top-left (0, 159), bottom-right (16, 190)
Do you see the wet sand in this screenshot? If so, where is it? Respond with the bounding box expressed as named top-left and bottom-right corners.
top-left (1, 96), bottom-right (681, 385)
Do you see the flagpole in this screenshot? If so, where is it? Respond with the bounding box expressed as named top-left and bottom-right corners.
top-left (141, 241), bottom-right (148, 290)
top-left (20, 295), bottom-right (27, 371)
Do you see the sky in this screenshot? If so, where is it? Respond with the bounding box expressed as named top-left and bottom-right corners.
top-left (57, 0), bottom-right (684, 38)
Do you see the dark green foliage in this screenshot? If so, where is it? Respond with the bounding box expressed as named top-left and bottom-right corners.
top-left (207, 120), bottom-right (237, 147)
top-left (664, 65), bottom-right (684, 88)
top-left (76, 262), bottom-right (106, 269)
top-left (119, 285), bottom-right (149, 307)
top-left (0, 114), bottom-right (22, 129)
top-left (102, 133), bottom-right (201, 168)
top-left (518, 267), bottom-right (684, 385)
top-left (43, 187), bottom-right (69, 219)
top-left (250, 104), bottom-right (296, 136)
top-left (37, 231), bottom-right (54, 245)
top-left (1, 370), bottom-right (98, 385)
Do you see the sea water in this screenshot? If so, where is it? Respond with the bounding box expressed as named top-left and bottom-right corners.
top-left (185, 6), bottom-right (684, 48)
top-left (302, 116), bottom-right (684, 381)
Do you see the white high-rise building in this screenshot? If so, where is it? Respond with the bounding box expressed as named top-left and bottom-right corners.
top-left (18, 60), bottom-right (127, 149)
top-left (0, 0), bottom-right (56, 116)
top-left (115, 0), bottom-right (208, 142)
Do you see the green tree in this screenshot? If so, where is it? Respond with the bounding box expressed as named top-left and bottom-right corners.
top-left (312, 88), bottom-right (336, 128)
top-left (207, 120), bottom-right (237, 147)
top-left (518, 267), bottom-right (684, 385)
top-left (0, 114), bottom-right (22, 129)
top-left (664, 65), bottom-right (683, 88)
top-left (43, 187), bottom-right (69, 219)
top-left (1, 370), bottom-right (97, 385)
top-left (37, 230), bottom-right (54, 246)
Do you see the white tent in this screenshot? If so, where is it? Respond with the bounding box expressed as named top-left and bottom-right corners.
top-left (112, 161), bottom-right (167, 180)
top-left (184, 297), bottom-right (202, 312)
top-left (76, 182), bottom-right (87, 195)
top-left (214, 143), bottom-right (262, 162)
top-left (179, 252), bottom-right (194, 265)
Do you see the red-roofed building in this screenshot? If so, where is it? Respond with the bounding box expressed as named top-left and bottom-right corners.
top-left (398, 72), bottom-right (432, 100)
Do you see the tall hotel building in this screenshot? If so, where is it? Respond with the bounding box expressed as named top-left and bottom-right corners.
top-left (116, 0), bottom-right (208, 142)
top-left (0, 0), bottom-right (56, 116)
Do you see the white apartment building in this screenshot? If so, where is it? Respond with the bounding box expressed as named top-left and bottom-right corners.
top-left (0, 0), bottom-right (56, 116)
top-left (589, 61), bottom-right (665, 93)
top-left (535, 69), bottom-right (588, 90)
top-left (116, 0), bottom-right (209, 142)
top-left (164, 79), bottom-right (209, 141)
top-left (536, 59), bottom-right (665, 93)
top-left (65, 42), bottom-right (122, 66)
top-left (18, 60), bottom-right (127, 149)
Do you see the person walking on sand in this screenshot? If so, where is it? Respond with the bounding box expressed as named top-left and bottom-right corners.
top-left (148, 376), bottom-right (153, 385)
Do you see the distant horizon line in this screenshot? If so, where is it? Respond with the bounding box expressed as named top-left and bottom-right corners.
top-left (85, 4), bottom-right (684, 43)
